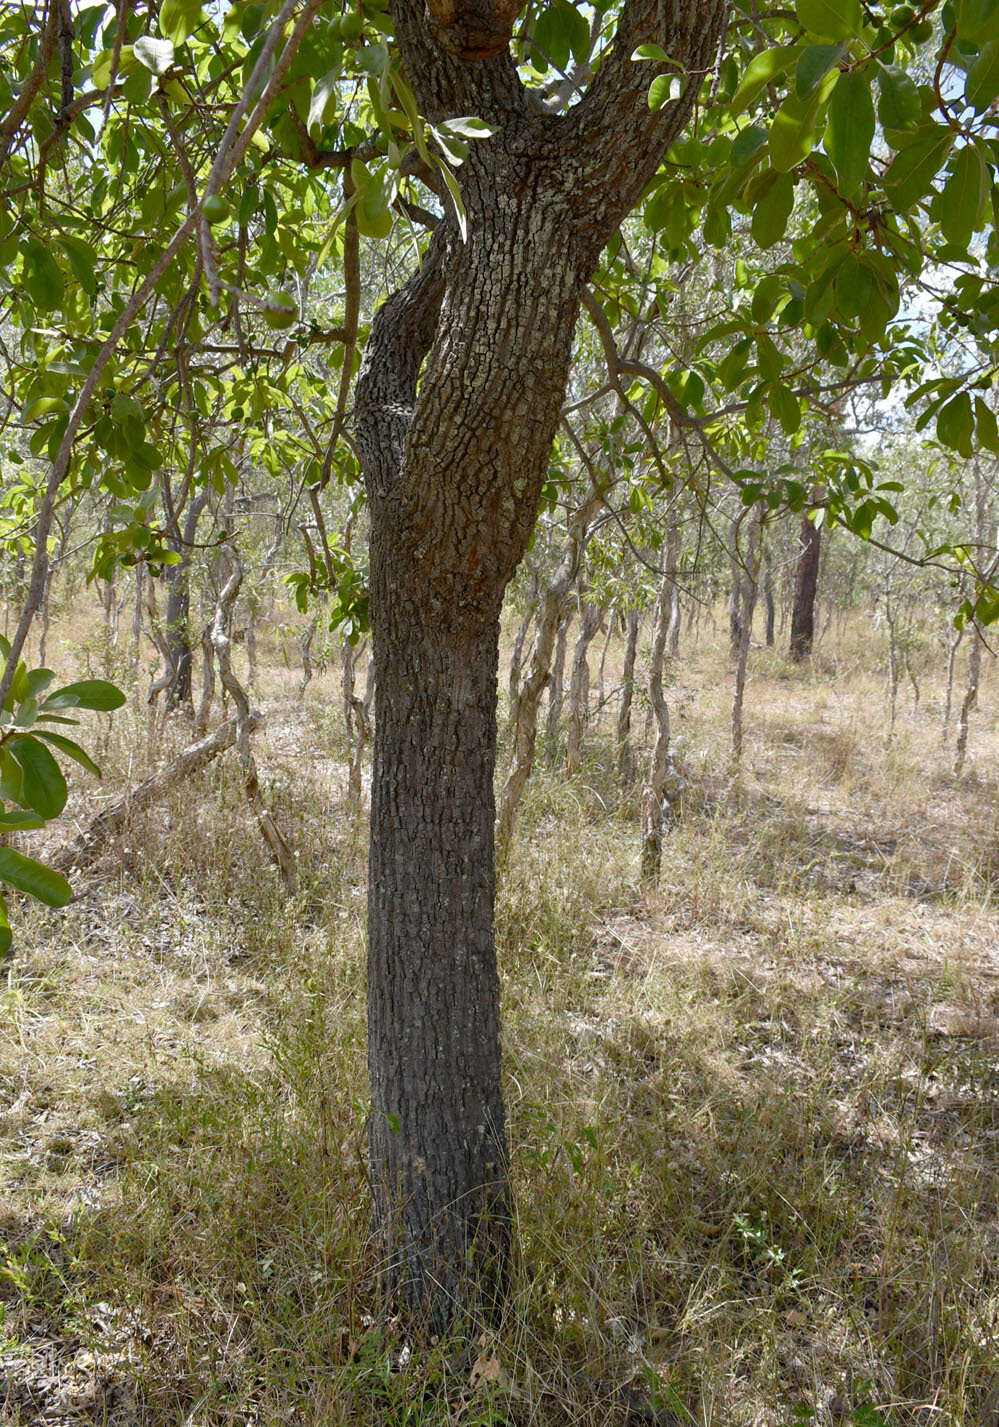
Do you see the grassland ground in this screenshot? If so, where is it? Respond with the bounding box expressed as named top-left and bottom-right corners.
top-left (0, 604), bottom-right (997, 1426)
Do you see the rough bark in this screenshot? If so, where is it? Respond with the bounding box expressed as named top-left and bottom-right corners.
top-left (354, 0), bottom-right (725, 1328)
top-left (789, 510), bottom-right (821, 662)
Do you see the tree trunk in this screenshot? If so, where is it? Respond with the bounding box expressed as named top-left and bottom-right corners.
top-left (497, 491), bottom-right (600, 849)
top-left (641, 573), bottom-right (681, 879)
top-left (789, 510), bottom-right (821, 662)
top-left (665, 513), bottom-right (682, 659)
top-left (763, 548), bottom-right (775, 648)
top-left (731, 503), bottom-right (763, 764)
top-left (616, 607), bottom-right (640, 792)
top-left (161, 491), bottom-right (208, 712)
top-left (354, 0), bottom-right (724, 1328)
top-left (566, 600), bottom-right (603, 773)
top-left (507, 571), bottom-right (538, 713)
top-left (545, 608), bottom-right (570, 766)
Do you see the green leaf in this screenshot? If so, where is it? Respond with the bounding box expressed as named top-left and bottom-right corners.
top-left (0, 811), bottom-right (46, 831)
top-left (41, 680), bottom-right (126, 712)
top-left (966, 39), bottom-right (999, 110)
top-left (24, 669), bottom-right (55, 702)
top-left (730, 124), bottom-right (768, 169)
top-left (9, 735), bottom-right (68, 819)
top-left (975, 397), bottom-right (999, 453)
top-left (648, 74), bottom-right (681, 110)
top-left (941, 144), bottom-right (988, 246)
top-left (32, 730), bottom-right (101, 779)
top-left (884, 126), bottom-right (955, 212)
top-left (956, 0), bottom-right (999, 43)
top-left (796, 44), bottom-right (845, 98)
top-left (58, 235), bottom-right (98, 297)
top-left (937, 392), bottom-right (975, 456)
top-left (834, 254), bottom-right (875, 319)
top-left (751, 170), bottom-right (795, 247)
top-left (443, 117), bottom-right (496, 139)
top-left (877, 64), bottom-right (921, 132)
top-left (533, 0), bottom-right (588, 71)
top-left (0, 895), bottom-right (10, 958)
top-left (768, 381), bottom-right (802, 434)
top-left (133, 36), bottom-right (175, 75)
top-left (21, 240), bottom-right (64, 312)
top-left (826, 69), bottom-right (874, 196)
top-left (730, 44), bottom-right (802, 119)
top-left (0, 747), bottom-right (24, 805)
top-left (308, 70), bottom-right (338, 132)
top-left (796, 0), bottom-right (862, 41)
top-left (769, 89), bottom-right (822, 171)
top-left (0, 847), bottom-right (72, 908)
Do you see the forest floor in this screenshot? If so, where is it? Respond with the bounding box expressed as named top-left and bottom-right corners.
top-left (0, 608), bottom-right (997, 1427)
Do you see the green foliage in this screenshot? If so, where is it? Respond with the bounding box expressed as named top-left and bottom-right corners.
top-left (0, 634), bottom-right (122, 941)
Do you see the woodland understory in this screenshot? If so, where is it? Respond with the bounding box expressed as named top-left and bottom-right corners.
top-left (0, 577), bottom-right (997, 1427)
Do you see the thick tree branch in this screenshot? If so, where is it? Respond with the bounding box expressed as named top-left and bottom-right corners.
top-left (0, 1), bottom-right (59, 165)
top-left (354, 225), bottom-right (449, 500)
top-left (566, 0), bottom-right (728, 222)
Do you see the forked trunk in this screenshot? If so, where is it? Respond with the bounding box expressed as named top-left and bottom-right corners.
top-left (355, 0), bottom-right (725, 1328)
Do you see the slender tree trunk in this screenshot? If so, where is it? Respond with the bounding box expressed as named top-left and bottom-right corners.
top-left (954, 627), bottom-right (981, 776)
top-left (616, 607), bottom-right (640, 792)
top-left (131, 563), bottom-right (144, 678)
top-left (545, 609), bottom-right (570, 766)
top-left (497, 492), bottom-right (600, 848)
top-left (665, 512), bottom-right (682, 659)
top-left (507, 571), bottom-right (538, 713)
top-left (566, 600), bottom-right (602, 773)
top-left (347, 652), bottom-right (375, 806)
top-left (299, 616), bottom-right (317, 698)
top-left (595, 609), bottom-right (614, 719)
top-left (763, 548), bottom-right (775, 648)
top-left (943, 623), bottom-right (964, 738)
top-left (789, 509), bottom-right (821, 662)
top-left (162, 491), bottom-right (208, 713)
top-left (884, 572), bottom-right (900, 737)
top-left (731, 504), bottom-right (763, 763)
top-left (641, 573), bottom-right (680, 878)
top-left (728, 510), bottom-right (743, 660)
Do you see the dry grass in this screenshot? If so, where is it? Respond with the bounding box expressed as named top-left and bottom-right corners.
top-left (0, 599), bottom-right (997, 1426)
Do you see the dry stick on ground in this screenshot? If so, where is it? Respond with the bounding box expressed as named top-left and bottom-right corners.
top-left (211, 556), bottom-right (297, 893)
top-left (51, 714), bottom-right (257, 874)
